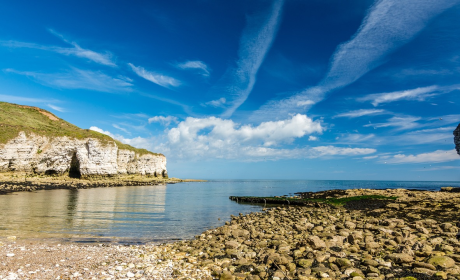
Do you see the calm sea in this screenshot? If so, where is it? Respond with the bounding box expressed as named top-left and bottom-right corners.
top-left (0, 180), bottom-right (458, 243)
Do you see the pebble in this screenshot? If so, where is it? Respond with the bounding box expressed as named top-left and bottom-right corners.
top-left (0, 188), bottom-right (459, 280)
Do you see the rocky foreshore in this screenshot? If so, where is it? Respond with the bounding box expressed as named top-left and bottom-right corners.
top-left (1, 188), bottom-right (460, 280)
top-left (0, 172), bottom-right (201, 194)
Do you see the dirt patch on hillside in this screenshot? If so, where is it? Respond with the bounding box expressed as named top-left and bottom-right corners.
top-left (18, 105), bottom-right (59, 121)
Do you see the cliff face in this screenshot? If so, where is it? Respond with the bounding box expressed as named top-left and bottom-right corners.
top-left (0, 132), bottom-right (167, 177)
top-left (455, 123), bottom-right (460, 156)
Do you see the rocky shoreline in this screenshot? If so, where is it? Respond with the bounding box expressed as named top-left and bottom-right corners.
top-left (0, 172), bottom-right (203, 195)
top-left (1, 188), bottom-right (460, 280)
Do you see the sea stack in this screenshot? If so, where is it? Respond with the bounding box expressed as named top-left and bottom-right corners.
top-left (455, 123), bottom-right (460, 156)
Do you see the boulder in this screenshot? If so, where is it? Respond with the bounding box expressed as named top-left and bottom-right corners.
top-left (427, 256), bottom-right (455, 269)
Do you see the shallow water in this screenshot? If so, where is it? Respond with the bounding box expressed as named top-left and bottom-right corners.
top-left (0, 180), bottom-right (458, 243)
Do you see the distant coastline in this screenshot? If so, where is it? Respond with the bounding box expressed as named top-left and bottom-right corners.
top-left (0, 172), bottom-right (205, 195)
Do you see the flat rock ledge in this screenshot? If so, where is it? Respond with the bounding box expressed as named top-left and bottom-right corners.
top-left (0, 172), bottom-right (195, 195)
top-left (1, 188), bottom-right (460, 280)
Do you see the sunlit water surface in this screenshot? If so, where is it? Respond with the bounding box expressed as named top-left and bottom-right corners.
top-left (0, 180), bottom-right (458, 243)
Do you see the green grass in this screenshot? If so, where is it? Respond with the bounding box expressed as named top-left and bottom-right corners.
top-left (240, 195), bottom-right (398, 205)
top-left (307, 195), bottom-right (398, 205)
top-left (0, 101), bottom-right (163, 156)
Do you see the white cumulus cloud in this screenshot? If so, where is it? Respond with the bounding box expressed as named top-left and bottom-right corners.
top-left (168, 114), bottom-right (322, 148)
top-left (90, 117), bottom-right (377, 162)
top-left (89, 126), bottom-right (116, 138)
top-left (148, 116), bottom-right (178, 126)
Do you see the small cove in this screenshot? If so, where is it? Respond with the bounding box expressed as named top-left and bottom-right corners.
top-left (0, 180), bottom-right (458, 244)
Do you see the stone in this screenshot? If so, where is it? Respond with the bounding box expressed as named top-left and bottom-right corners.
top-left (412, 267), bottom-right (435, 276)
top-left (387, 253), bottom-right (413, 264)
top-left (345, 221), bottom-right (356, 230)
top-left (365, 242), bottom-right (380, 250)
top-left (225, 241), bottom-right (240, 249)
top-left (297, 259), bottom-right (314, 268)
top-left (336, 258), bottom-right (353, 267)
top-left (413, 261), bottom-right (436, 271)
top-left (427, 256), bottom-right (455, 269)
top-left (362, 259), bottom-right (379, 267)
top-left (220, 271), bottom-right (234, 280)
top-left (434, 271), bottom-right (448, 279)
top-left (454, 123), bottom-right (460, 156)
top-left (306, 236), bottom-right (326, 249)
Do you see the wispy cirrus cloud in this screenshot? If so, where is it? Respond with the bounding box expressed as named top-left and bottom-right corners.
top-left (414, 166), bottom-right (460, 171)
top-left (386, 149), bottom-right (459, 164)
top-left (47, 104), bottom-right (66, 112)
top-left (336, 133), bottom-right (376, 144)
top-left (175, 60), bottom-right (210, 77)
top-left (209, 0), bottom-right (284, 118)
top-left (364, 116), bottom-right (421, 131)
top-left (389, 126), bottom-right (456, 145)
top-left (0, 94), bottom-right (65, 113)
top-left (334, 109), bottom-right (387, 118)
top-left (5, 68), bottom-right (133, 93)
top-left (128, 63), bottom-right (180, 89)
top-left (202, 97), bottom-right (226, 108)
top-left (0, 30), bottom-right (116, 67)
top-left (112, 124), bottom-right (131, 134)
top-left (358, 85), bottom-right (460, 106)
top-left (0, 94), bottom-right (60, 104)
top-left (253, 0), bottom-right (460, 120)
top-left (363, 114), bottom-right (460, 133)
top-left (309, 146), bottom-right (376, 158)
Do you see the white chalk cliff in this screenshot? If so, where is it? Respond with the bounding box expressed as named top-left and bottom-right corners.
top-left (0, 132), bottom-right (167, 177)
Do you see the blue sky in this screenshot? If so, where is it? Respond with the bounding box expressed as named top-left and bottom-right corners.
top-left (1, 0), bottom-right (459, 181)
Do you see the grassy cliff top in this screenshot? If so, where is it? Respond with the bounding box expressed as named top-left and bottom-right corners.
top-left (0, 102), bottom-right (163, 156)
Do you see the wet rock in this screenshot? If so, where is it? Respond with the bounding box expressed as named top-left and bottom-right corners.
top-left (387, 253), bottom-right (413, 264)
top-left (297, 259), bottom-right (314, 268)
top-left (306, 236), bottom-right (326, 250)
top-left (454, 123), bottom-right (460, 156)
top-left (412, 261), bottom-right (436, 271)
top-left (427, 256), bottom-right (455, 269)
